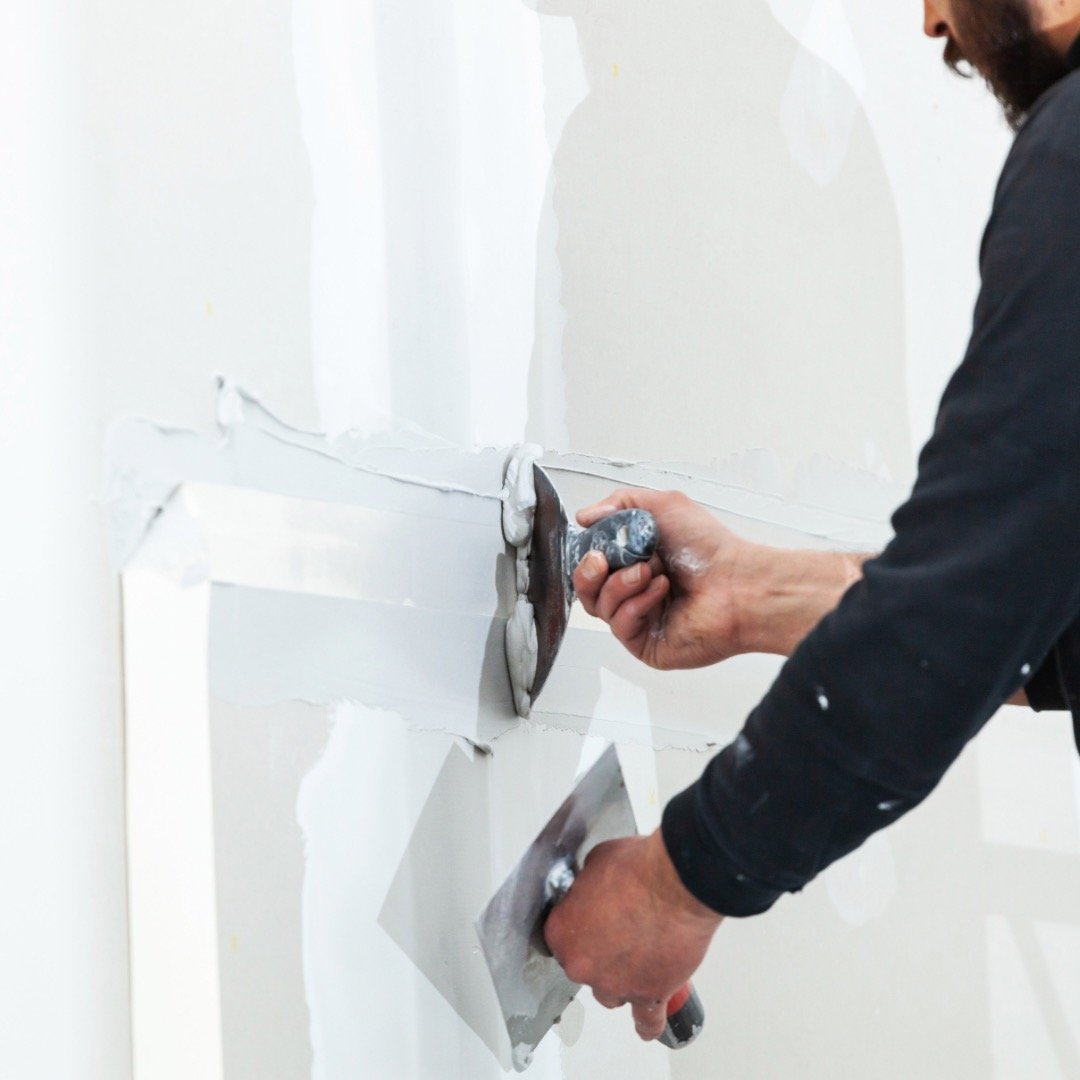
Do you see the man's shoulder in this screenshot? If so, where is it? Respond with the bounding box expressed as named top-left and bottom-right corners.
top-left (1015, 68), bottom-right (1080, 159)
top-left (992, 69), bottom-right (1080, 217)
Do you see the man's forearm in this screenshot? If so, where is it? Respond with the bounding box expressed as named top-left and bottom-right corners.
top-left (732, 544), bottom-right (1031, 705)
top-left (733, 546), bottom-right (871, 657)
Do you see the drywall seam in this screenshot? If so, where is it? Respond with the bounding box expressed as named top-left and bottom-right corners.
top-left (546, 458), bottom-right (896, 547)
top-left (108, 383), bottom-right (900, 751)
top-left (250, 423), bottom-right (503, 500)
top-left (106, 381), bottom-right (899, 572)
top-left (103, 381), bottom-right (506, 570)
top-left (291, 0), bottom-right (392, 439)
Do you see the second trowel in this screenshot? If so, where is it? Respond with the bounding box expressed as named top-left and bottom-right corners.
top-left (501, 444), bottom-right (659, 717)
top-left (475, 745), bottom-right (705, 1071)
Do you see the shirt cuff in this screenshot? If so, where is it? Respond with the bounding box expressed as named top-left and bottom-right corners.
top-left (661, 782), bottom-right (784, 918)
top-left (1025, 647), bottom-right (1067, 711)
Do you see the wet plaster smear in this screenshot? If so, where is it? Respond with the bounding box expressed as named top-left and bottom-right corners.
top-left (109, 382), bottom-right (899, 751)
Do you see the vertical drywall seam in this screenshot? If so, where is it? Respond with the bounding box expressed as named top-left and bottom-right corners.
top-left (292, 0), bottom-right (392, 439)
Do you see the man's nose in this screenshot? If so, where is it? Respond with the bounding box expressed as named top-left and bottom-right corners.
top-left (923, 0), bottom-right (950, 38)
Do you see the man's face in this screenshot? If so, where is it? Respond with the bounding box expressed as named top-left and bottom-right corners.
top-left (925, 0), bottom-right (1071, 128)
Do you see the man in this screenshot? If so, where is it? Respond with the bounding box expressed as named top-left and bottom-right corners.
top-left (543, 0), bottom-right (1080, 1044)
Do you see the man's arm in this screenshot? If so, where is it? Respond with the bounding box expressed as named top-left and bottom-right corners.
top-left (575, 517), bottom-right (1033, 702)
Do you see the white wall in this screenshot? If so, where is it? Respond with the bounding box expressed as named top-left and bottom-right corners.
top-left (6, 1), bottom-right (1080, 1078)
top-left (1, 2), bottom-right (315, 1076)
top-left (1, 6), bottom-right (129, 1076)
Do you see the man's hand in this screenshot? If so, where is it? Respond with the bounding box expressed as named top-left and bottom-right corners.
top-left (574, 488), bottom-right (868, 669)
top-left (543, 830), bottom-right (723, 1041)
top-left (573, 489), bottom-right (756, 669)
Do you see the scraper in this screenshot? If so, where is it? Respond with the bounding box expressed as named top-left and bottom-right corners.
top-left (501, 445), bottom-right (659, 717)
top-left (475, 745), bottom-right (705, 1071)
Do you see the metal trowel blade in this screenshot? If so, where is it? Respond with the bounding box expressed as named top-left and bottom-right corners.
top-left (526, 463), bottom-right (572, 706)
top-left (475, 745), bottom-right (638, 1072)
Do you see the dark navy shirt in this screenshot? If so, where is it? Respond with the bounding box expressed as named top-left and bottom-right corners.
top-left (663, 43), bottom-right (1080, 916)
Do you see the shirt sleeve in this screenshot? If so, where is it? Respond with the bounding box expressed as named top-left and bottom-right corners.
top-left (662, 110), bottom-right (1080, 917)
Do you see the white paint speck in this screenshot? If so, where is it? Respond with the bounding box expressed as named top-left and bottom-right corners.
top-left (816, 687), bottom-right (829, 711)
top-left (667, 547), bottom-right (709, 577)
top-left (512, 1042), bottom-right (535, 1070)
top-left (1020, 663), bottom-right (1031, 677)
top-left (877, 799), bottom-right (902, 812)
top-left (732, 733), bottom-right (755, 767)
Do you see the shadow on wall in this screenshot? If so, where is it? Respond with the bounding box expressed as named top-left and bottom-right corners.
top-left (528, 0), bottom-right (911, 482)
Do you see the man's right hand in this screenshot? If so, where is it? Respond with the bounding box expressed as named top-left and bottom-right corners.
top-left (572, 489), bottom-right (756, 670)
top-left (573, 488), bottom-right (868, 670)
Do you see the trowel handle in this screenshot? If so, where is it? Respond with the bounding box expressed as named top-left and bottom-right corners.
top-left (659, 982), bottom-right (704, 1049)
top-left (567, 509), bottom-right (659, 574)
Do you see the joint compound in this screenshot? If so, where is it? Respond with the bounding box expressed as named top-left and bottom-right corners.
top-left (501, 443), bottom-right (544, 547)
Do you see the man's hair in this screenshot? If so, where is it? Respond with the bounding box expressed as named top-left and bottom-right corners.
top-left (944, 0), bottom-right (1071, 129)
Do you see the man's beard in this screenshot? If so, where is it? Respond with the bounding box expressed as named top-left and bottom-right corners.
top-left (944, 0), bottom-right (1072, 129)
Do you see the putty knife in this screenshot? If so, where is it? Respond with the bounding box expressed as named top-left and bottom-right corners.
top-left (475, 745), bottom-right (705, 1071)
top-left (501, 445), bottom-right (659, 716)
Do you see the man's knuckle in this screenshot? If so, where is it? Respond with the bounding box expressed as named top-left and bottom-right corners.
top-left (562, 958), bottom-right (590, 985)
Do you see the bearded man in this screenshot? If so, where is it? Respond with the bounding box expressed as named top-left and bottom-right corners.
top-left (543, 0), bottom-right (1080, 1045)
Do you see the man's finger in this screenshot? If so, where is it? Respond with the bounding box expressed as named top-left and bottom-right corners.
top-left (575, 489), bottom-right (643, 527)
top-left (576, 501), bottom-right (619, 528)
top-left (594, 991), bottom-right (628, 1010)
top-left (611, 575), bottom-right (670, 647)
top-left (631, 999), bottom-right (667, 1041)
top-left (572, 551), bottom-right (610, 616)
top-left (595, 562), bottom-right (654, 623)
top-left (576, 488), bottom-right (686, 528)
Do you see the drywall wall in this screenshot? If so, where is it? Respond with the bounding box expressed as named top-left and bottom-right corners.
top-left (6, 0), bottom-right (1080, 1078)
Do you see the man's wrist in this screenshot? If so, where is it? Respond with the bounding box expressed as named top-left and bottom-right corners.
top-left (645, 829), bottom-right (724, 929)
top-left (733, 545), bottom-right (868, 657)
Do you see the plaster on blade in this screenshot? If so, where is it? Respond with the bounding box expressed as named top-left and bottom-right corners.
top-left (500, 445), bottom-right (658, 718)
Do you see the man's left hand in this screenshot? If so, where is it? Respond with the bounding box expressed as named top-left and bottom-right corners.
top-left (543, 829), bottom-right (724, 1040)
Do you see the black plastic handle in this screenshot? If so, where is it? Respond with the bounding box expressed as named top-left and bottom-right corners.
top-left (566, 509), bottom-right (658, 577)
top-left (659, 982), bottom-right (705, 1049)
